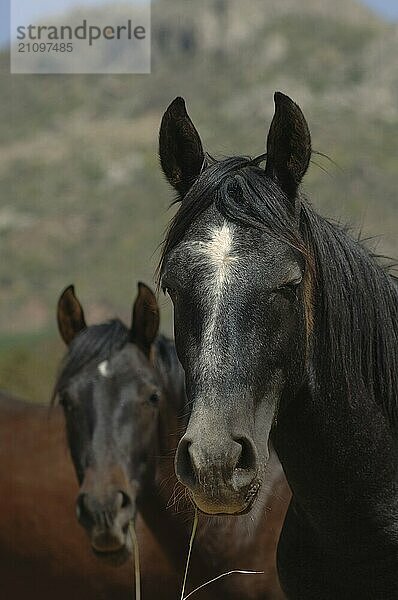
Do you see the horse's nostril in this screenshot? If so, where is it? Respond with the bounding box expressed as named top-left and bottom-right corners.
top-left (76, 493), bottom-right (94, 527)
top-left (234, 436), bottom-right (257, 473)
top-left (232, 436), bottom-right (259, 490)
top-left (76, 489), bottom-right (132, 531)
top-left (175, 437), bottom-right (196, 488)
top-left (116, 490), bottom-right (131, 510)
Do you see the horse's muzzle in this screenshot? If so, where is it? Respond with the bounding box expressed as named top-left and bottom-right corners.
top-left (175, 432), bottom-right (260, 515)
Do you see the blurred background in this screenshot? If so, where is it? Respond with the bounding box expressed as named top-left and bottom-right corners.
top-left (0, 0), bottom-right (397, 402)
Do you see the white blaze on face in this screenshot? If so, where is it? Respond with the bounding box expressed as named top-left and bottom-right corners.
top-left (195, 222), bottom-right (237, 372)
top-left (98, 360), bottom-right (111, 378)
top-left (205, 222), bottom-right (236, 285)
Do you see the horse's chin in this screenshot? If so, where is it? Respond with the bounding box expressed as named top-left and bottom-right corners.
top-left (191, 480), bottom-right (261, 516)
top-left (91, 541), bottom-right (132, 566)
top-left (90, 524), bottom-right (133, 567)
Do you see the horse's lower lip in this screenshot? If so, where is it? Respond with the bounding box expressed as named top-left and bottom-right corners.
top-left (191, 483), bottom-right (260, 516)
top-left (235, 496), bottom-right (257, 515)
top-left (92, 544), bottom-right (130, 565)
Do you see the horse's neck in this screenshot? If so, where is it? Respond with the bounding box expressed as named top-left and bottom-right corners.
top-left (274, 383), bottom-right (398, 555)
top-left (277, 496), bottom-right (398, 600)
top-left (273, 258), bottom-right (398, 595)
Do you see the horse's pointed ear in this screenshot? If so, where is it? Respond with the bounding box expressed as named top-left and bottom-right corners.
top-left (131, 283), bottom-right (160, 358)
top-left (159, 97), bottom-right (204, 196)
top-left (265, 92), bottom-right (311, 203)
top-left (57, 285), bottom-right (87, 346)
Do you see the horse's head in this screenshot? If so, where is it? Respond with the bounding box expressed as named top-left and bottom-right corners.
top-left (55, 283), bottom-right (161, 565)
top-left (159, 93), bottom-right (312, 515)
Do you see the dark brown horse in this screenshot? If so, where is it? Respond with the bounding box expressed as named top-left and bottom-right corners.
top-left (53, 283), bottom-right (290, 599)
top-left (0, 390), bottom-right (179, 599)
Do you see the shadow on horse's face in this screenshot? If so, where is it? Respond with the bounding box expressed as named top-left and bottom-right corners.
top-left (55, 284), bottom-right (160, 565)
top-left (159, 93), bottom-right (311, 515)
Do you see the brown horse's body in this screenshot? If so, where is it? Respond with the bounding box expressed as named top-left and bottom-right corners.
top-left (0, 392), bottom-right (179, 600)
top-left (1, 387), bottom-right (290, 599)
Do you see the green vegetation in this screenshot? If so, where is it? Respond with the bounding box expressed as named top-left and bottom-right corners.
top-left (0, 0), bottom-right (397, 402)
top-left (0, 331), bottom-right (62, 403)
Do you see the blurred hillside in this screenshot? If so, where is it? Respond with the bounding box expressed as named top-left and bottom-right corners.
top-left (0, 0), bottom-right (397, 401)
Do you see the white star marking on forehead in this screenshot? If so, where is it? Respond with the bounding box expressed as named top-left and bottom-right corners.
top-left (98, 360), bottom-right (111, 378)
top-left (188, 222), bottom-right (238, 284)
top-left (204, 222), bottom-right (235, 268)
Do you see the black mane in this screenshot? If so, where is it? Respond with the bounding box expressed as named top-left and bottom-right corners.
top-left (159, 155), bottom-right (398, 424)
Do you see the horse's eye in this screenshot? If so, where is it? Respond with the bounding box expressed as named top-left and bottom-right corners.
top-left (149, 392), bottom-right (160, 404)
top-left (275, 278), bottom-right (302, 299)
top-left (281, 281), bottom-right (301, 291)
